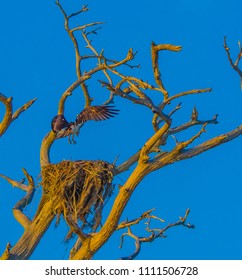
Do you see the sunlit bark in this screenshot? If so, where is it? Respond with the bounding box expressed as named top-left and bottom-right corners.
top-left (1, 2), bottom-right (242, 260)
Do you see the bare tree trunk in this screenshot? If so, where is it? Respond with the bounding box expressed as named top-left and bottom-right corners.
top-left (8, 199), bottom-right (55, 260)
top-left (2, 2), bottom-right (242, 260)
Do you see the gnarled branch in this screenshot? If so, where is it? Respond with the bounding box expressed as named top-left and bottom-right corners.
top-left (151, 42), bottom-right (182, 99)
top-left (119, 209), bottom-right (193, 260)
top-left (224, 36), bottom-right (242, 88)
top-left (0, 93), bottom-right (36, 136)
top-left (0, 168), bottom-right (36, 230)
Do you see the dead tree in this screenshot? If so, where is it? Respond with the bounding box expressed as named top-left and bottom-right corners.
top-left (1, 2), bottom-right (242, 260)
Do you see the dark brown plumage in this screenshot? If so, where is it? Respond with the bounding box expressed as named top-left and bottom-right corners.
top-left (75, 105), bottom-right (119, 125)
top-left (51, 105), bottom-right (119, 137)
top-left (51, 114), bottom-right (70, 133)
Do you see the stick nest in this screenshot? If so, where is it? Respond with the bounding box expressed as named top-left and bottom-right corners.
top-left (41, 160), bottom-right (114, 230)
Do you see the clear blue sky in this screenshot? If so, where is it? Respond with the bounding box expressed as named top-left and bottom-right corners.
top-left (1, 0), bottom-right (242, 260)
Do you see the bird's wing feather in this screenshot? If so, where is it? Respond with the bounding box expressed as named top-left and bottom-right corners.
top-left (76, 105), bottom-right (119, 124)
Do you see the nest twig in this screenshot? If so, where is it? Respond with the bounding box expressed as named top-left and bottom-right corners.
top-left (41, 160), bottom-right (114, 232)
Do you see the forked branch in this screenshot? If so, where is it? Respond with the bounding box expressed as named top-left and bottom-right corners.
top-left (224, 36), bottom-right (242, 88)
top-left (56, 0), bottom-right (91, 106)
top-left (3, 2), bottom-right (242, 261)
top-left (119, 209), bottom-right (194, 260)
top-left (40, 48), bottom-right (137, 167)
top-left (0, 93), bottom-right (36, 136)
top-left (0, 168), bottom-right (36, 229)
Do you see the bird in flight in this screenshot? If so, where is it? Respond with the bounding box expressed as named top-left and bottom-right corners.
top-left (51, 105), bottom-right (119, 142)
top-left (76, 105), bottom-right (119, 124)
top-left (51, 114), bottom-right (69, 133)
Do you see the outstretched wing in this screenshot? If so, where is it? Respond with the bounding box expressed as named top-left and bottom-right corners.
top-left (51, 114), bottom-right (70, 133)
top-left (75, 105), bottom-right (119, 125)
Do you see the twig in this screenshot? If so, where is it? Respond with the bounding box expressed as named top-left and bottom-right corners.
top-left (115, 109), bottom-right (218, 174)
top-left (99, 80), bottom-right (171, 124)
top-left (175, 124), bottom-right (207, 151)
top-left (224, 36), bottom-right (242, 75)
top-left (40, 48), bottom-right (138, 167)
top-left (82, 29), bottom-right (113, 91)
top-left (12, 98), bottom-right (37, 121)
top-left (117, 209), bottom-right (156, 230)
top-left (151, 122), bottom-right (229, 172)
top-left (72, 22), bottom-right (105, 33)
top-left (119, 209), bottom-right (194, 260)
top-left (68, 5), bottom-right (88, 19)
top-left (56, 0), bottom-right (91, 106)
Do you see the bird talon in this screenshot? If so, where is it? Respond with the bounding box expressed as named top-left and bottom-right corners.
top-left (50, 105), bottom-right (119, 141)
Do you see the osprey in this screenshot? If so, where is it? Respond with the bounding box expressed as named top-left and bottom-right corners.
top-left (51, 105), bottom-right (119, 135)
top-left (51, 114), bottom-right (69, 133)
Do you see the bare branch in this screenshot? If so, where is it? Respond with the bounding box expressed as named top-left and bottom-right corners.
top-left (177, 124), bottom-right (242, 161)
top-left (169, 102), bottom-right (182, 117)
top-left (12, 98), bottom-right (37, 121)
top-left (115, 149), bottom-right (141, 174)
top-left (100, 80), bottom-right (171, 124)
top-left (166, 88), bottom-right (212, 104)
top-left (55, 1), bottom-right (68, 19)
top-left (153, 102), bottom-right (182, 132)
top-left (151, 42), bottom-right (182, 100)
top-left (0, 168), bottom-right (35, 230)
top-left (13, 193), bottom-right (34, 230)
top-left (58, 91), bottom-right (72, 115)
top-left (171, 114), bottom-right (218, 136)
top-left (119, 209), bottom-right (193, 260)
top-left (0, 173), bottom-right (29, 192)
top-left (68, 5), bottom-right (89, 19)
top-left (116, 110), bottom-right (218, 174)
top-left (150, 124), bottom-right (242, 173)
top-left (81, 28), bottom-right (114, 91)
top-left (119, 228), bottom-right (141, 260)
top-left (235, 40), bottom-right (242, 66)
top-left (177, 124), bottom-right (207, 151)
top-left (5, 1), bottom-right (242, 261)
top-left (117, 209), bottom-right (156, 230)
top-left (153, 209), bottom-right (195, 238)
top-left (40, 47), bottom-right (139, 167)
top-left (56, 0), bottom-right (91, 107)
top-left (40, 75), bottom-right (90, 167)
top-left (224, 36), bottom-right (242, 88)
top-left (151, 124), bottom-right (207, 170)
top-left (8, 199), bottom-right (57, 259)
top-left (72, 22), bottom-right (105, 33)
top-left (0, 93), bottom-right (36, 136)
